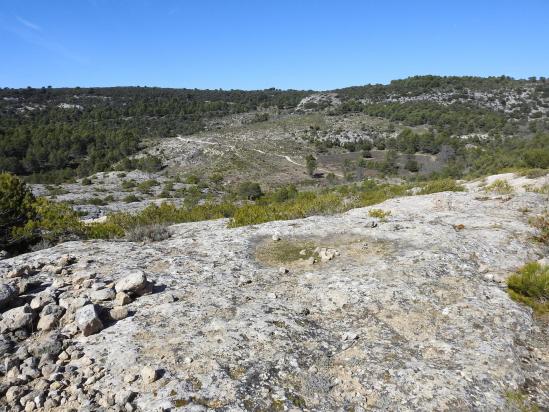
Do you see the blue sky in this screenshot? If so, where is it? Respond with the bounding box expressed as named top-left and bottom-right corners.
top-left (1, 0), bottom-right (548, 90)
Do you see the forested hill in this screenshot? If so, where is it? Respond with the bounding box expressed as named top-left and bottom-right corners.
top-left (0, 75), bottom-right (547, 182)
top-left (0, 87), bottom-right (309, 180)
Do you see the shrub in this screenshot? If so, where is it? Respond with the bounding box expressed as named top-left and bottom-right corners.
top-left (126, 224), bottom-right (171, 242)
top-left (238, 182), bottom-right (263, 200)
top-left (271, 185), bottom-right (298, 203)
top-left (484, 179), bottom-right (514, 194)
top-left (210, 173), bottom-right (224, 185)
top-left (529, 214), bottom-right (549, 244)
top-left (81, 178), bottom-right (92, 186)
top-left (418, 179), bottom-right (465, 195)
top-left (81, 197), bottom-right (108, 206)
top-left (138, 179), bottom-right (159, 193)
top-left (121, 180), bottom-right (136, 189)
top-left (523, 148), bottom-right (549, 169)
top-left (0, 173), bottom-right (36, 249)
top-left (123, 194), bottom-right (140, 203)
top-left (368, 209), bottom-right (391, 219)
top-left (186, 175), bottom-right (200, 184)
top-left (404, 157), bottom-right (420, 172)
top-left (229, 182), bottom-right (407, 227)
top-left (507, 262), bottom-right (549, 314)
top-left (305, 155), bottom-right (317, 177)
top-left (13, 198), bottom-right (86, 246)
top-left (85, 222), bottom-right (124, 239)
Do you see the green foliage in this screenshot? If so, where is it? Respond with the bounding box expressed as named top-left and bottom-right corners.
top-left (137, 179), bottom-right (159, 193)
top-left (80, 197), bottom-right (108, 206)
top-left (0, 87), bottom-right (307, 181)
top-left (507, 262), bottom-right (549, 315)
top-left (0, 173), bottom-right (36, 249)
top-left (126, 224), bottom-right (171, 242)
top-left (529, 214), bottom-right (549, 244)
top-left (186, 174), bottom-right (200, 184)
top-left (250, 112), bottom-right (269, 123)
top-left (504, 389), bottom-right (540, 412)
top-left (305, 154), bottom-right (317, 177)
top-left (123, 194), bottom-right (140, 203)
top-left (270, 184), bottom-right (298, 203)
top-left (418, 179), bottom-right (465, 195)
top-left (368, 209), bottom-right (391, 219)
top-left (209, 173), bottom-right (224, 185)
top-left (256, 239), bottom-right (315, 263)
top-left (85, 221), bottom-right (125, 239)
top-left (13, 197), bottom-right (86, 245)
top-left (238, 182), bottom-right (264, 200)
top-left (81, 178), bottom-right (92, 186)
top-left (229, 182), bottom-right (407, 227)
top-left (107, 202), bottom-right (236, 230)
top-left (523, 148), bottom-right (549, 169)
top-left (118, 156), bottom-right (163, 173)
top-left (484, 179), bottom-right (514, 194)
top-left (379, 150), bottom-right (399, 175)
top-left (404, 156), bottom-right (420, 172)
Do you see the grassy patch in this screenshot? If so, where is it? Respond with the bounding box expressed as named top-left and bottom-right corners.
top-left (507, 262), bottom-right (549, 315)
top-left (256, 239), bottom-right (316, 264)
top-left (484, 179), bottom-right (514, 194)
top-left (418, 178), bottom-right (465, 195)
top-left (529, 214), bottom-right (549, 244)
top-left (504, 389), bottom-right (540, 412)
top-left (368, 209), bottom-right (391, 219)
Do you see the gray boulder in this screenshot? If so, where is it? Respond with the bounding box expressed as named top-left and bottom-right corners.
top-left (115, 271), bottom-right (148, 294)
top-left (0, 283), bottom-right (18, 310)
top-left (75, 304), bottom-right (103, 336)
top-left (0, 304), bottom-right (35, 332)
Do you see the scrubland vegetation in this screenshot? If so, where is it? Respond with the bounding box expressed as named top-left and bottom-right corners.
top-left (507, 262), bottom-right (549, 315)
top-left (1, 171), bottom-right (474, 253)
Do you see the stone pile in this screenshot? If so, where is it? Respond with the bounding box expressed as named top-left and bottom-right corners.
top-left (0, 255), bottom-right (153, 411)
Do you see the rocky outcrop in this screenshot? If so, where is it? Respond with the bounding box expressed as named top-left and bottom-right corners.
top-left (0, 253), bottom-right (153, 411)
top-left (0, 174), bottom-right (547, 411)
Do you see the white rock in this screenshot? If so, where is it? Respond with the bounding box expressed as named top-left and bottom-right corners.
top-left (0, 304), bottom-right (35, 332)
top-left (114, 292), bottom-right (132, 306)
top-left (141, 365), bottom-right (159, 383)
top-left (75, 304), bottom-right (103, 336)
top-left (30, 292), bottom-right (54, 310)
top-left (90, 288), bottom-right (115, 302)
top-left (37, 314), bottom-right (58, 331)
top-left (115, 271), bottom-right (147, 294)
top-left (110, 306), bottom-right (129, 321)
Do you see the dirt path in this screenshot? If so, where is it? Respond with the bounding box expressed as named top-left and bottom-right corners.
top-left (251, 148), bottom-right (343, 177)
top-left (176, 136), bottom-right (343, 177)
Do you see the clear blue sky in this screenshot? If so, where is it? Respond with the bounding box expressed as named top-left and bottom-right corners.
top-left (1, 0), bottom-right (548, 90)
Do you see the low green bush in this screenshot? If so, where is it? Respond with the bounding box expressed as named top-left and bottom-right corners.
top-left (138, 179), bottom-right (159, 193)
top-left (123, 194), bottom-right (140, 203)
top-left (0, 173), bottom-right (36, 249)
top-left (507, 262), bottom-right (549, 314)
top-left (418, 179), bottom-right (465, 195)
top-left (484, 179), bottom-right (514, 194)
top-left (126, 224), bottom-right (171, 242)
top-left (368, 209), bottom-right (391, 219)
top-left (529, 214), bottom-right (549, 244)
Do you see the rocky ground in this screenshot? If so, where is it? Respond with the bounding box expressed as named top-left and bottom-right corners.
top-left (1, 174), bottom-right (548, 411)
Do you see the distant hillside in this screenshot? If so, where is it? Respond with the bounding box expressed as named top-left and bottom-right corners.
top-left (0, 75), bottom-right (547, 182)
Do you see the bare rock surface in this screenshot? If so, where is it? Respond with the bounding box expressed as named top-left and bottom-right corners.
top-left (0, 174), bottom-right (548, 411)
